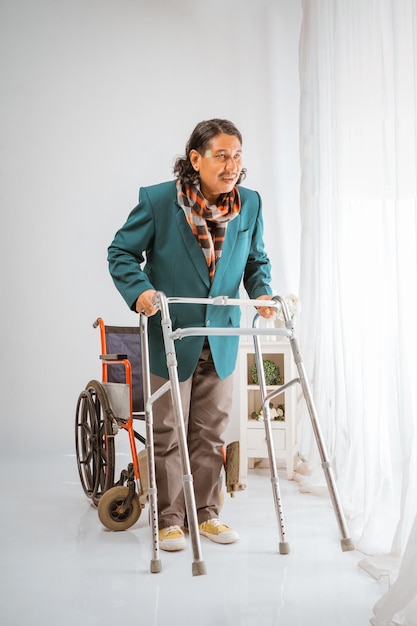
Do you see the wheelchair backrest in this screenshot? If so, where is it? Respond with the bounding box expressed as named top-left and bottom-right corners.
top-left (103, 325), bottom-right (144, 414)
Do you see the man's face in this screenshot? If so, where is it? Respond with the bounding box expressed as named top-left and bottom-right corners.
top-left (190, 133), bottom-right (243, 204)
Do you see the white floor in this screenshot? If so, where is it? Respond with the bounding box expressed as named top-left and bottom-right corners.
top-left (1, 450), bottom-right (388, 626)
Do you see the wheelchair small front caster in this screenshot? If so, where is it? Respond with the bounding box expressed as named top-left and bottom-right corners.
top-left (98, 485), bottom-right (141, 531)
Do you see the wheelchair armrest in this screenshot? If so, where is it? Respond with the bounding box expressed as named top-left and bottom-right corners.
top-left (100, 354), bottom-right (128, 361)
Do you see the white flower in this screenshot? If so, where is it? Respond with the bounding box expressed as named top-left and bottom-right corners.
top-left (276, 293), bottom-right (301, 322)
top-left (250, 403), bottom-right (285, 421)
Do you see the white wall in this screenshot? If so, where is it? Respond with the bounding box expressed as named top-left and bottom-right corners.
top-left (0, 0), bottom-right (301, 454)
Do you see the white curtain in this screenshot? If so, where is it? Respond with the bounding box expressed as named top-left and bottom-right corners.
top-left (298, 1), bottom-right (417, 624)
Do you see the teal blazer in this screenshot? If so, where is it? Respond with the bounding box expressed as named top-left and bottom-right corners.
top-left (108, 180), bottom-right (272, 381)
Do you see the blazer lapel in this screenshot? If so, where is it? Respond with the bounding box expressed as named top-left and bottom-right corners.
top-left (175, 208), bottom-right (211, 288)
top-left (210, 213), bottom-right (241, 290)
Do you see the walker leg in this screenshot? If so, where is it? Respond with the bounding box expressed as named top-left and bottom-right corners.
top-left (168, 369), bottom-right (207, 576)
top-left (263, 419), bottom-right (290, 554)
top-left (158, 298), bottom-right (207, 575)
top-left (140, 316), bottom-right (162, 573)
top-left (137, 446), bottom-right (158, 564)
top-left (272, 475), bottom-right (290, 554)
top-left (290, 336), bottom-right (354, 552)
top-left (253, 336), bottom-right (290, 554)
top-left (144, 407), bottom-right (162, 572)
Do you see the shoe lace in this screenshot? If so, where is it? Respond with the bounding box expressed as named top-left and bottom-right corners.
top-left (207, 518), bottom-right (225, 528)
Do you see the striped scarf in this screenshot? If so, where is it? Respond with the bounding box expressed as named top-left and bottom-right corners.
top-left (176, 181), bottom-right (241, 281)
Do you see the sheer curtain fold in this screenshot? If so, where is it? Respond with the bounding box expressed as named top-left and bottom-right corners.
top-left (298, 1), bottom-right (417, 624)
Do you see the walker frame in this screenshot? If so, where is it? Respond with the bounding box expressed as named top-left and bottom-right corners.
top-left (75, 292), bottom-right (354, 577)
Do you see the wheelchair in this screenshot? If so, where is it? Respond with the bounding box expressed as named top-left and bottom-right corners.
top-left (75, 314), bottom-right (244, 535)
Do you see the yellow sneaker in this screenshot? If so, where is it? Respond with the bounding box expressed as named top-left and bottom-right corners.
top-left (158, 525), bottom-right (186, 551)
top-left (199, 519), bottom-right (239, 544)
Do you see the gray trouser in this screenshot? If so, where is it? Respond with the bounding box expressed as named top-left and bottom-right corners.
top-left (150, 341), bottom-right (233, 529)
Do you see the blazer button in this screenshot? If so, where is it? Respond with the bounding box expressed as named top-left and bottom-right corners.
top-left (206, 320), bottom-right (211, 326)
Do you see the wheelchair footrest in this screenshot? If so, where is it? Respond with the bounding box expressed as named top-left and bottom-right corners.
top-left (137, 449), bottom-right (149, 505)
top-left (225, 441), bottom-right (246, 496)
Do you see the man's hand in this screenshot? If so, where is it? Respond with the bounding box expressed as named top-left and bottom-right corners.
top-left (255, 294), bottom-right (276, 319)
top-left (135, 289), bottom-right (158, 316)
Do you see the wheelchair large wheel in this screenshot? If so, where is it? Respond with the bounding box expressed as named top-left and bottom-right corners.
top-left (98, 486), bottom-right (141, 531)
top-left (75, 380), bottom-right (116, 504)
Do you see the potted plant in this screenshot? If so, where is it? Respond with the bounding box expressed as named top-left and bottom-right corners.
top-left (250, 359), bottom-right (281, 386)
